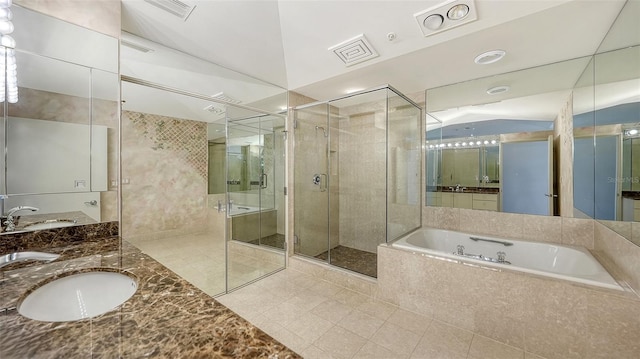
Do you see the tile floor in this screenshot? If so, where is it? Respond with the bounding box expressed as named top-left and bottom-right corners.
top-left (128, 233), bottom-right (284, 296)
top-left (217, 267), bottom-right (547, 359)
top-left (315, 245), bottom-right (378, 278)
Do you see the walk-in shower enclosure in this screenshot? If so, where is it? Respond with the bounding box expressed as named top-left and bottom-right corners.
top-left (293, 86), bottom-right (422, 277)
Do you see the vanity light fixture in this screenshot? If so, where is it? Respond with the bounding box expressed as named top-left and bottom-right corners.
top-left (474, 50), bottom-right (506, 65)
top-left (491, 139), bottom-right (497, 145)
top-left (0, 0), bottom-right (16, 103)
top-left (415, 0), bottom-right (477, 38)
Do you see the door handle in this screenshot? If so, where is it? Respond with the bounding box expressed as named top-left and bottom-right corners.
top-left (544, 193), bottom-right (558, 198)
top-left (261, 173), bottom-right (268, 189)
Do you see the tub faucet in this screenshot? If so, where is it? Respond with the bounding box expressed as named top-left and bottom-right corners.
top-left (3, 206), bottom-right (39, 232)
top-left (456, 245), bottom-right (465, 255)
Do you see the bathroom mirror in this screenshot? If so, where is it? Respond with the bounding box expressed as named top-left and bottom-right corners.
top-left (0, 5), bottom-right (119, 233)
top-left (426, 56), bottom-right (591, 216)
top-left (573, 0), bottom-right (640, 246)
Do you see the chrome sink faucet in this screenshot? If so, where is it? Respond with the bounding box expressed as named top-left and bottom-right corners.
top-left (3, 206), bottom-right (39, 232)
top-left (0, 251), bottom-right (60, 269)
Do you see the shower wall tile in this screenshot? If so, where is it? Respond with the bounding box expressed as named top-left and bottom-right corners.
top-left (15, 0), bottom-right (121, 38)
top-left (121, 111), bottom-right (208, 240)
top-left (338, 110), bottom-right (386, 253)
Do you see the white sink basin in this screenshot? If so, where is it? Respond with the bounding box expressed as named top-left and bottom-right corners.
top-left (23, 219), bottom-right (77, 230)
top-left (18, 270), bottom-right (137, 322)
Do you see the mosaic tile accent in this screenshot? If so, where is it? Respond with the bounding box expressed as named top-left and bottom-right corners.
top-left (125, 111), bottom-right (208, 180)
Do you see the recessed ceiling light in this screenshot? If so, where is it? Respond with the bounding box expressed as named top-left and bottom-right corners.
top-left (423, 14), bottom-right (444, 30)
top-left (447, 4), bottom-right (470, 20)
top-left (486, 85), bottom-right (510, 95)
top-left (474, 50), bottom-right (506, 65)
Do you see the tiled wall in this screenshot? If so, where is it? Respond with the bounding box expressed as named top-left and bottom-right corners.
top-left (338, 110), bottom-right (386, 253)
top-left (121, 111), bottom-right (208, 240)
top-left (423, 206), bottom-right (595, 248)
top-left (376, 244), bottom-right (640, 359)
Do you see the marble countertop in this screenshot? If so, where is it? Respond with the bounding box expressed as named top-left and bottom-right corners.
top-left (0, 239), bottom-right (301, 358)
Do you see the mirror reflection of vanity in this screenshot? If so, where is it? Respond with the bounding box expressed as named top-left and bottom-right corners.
top-left (0, 5), bottom-right (119, 233)
top-left (573, 0), bottom-right (640, 245)
top-left (426, 56), bottom-right (586, 216)
top-left (426, 0), bottom-right (640, 248)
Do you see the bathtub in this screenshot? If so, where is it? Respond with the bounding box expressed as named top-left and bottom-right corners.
top-left (391, 227), bottom-right (622, 291)
top-left (228, 205), bottom-right (273, 216)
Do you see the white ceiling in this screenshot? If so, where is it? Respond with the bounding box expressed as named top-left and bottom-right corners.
top-left (121, 0), bottom-right (627, 101)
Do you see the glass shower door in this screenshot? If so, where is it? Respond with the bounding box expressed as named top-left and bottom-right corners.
top-left (293, 103), bottom-right (332, 259)
top-left (226, 110), bottom-right (285, 290)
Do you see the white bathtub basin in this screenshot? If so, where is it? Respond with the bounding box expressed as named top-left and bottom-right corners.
top-left (18, 270), bottom-right (137, 322)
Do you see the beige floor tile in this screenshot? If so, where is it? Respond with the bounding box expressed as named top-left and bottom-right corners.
top-left (413, 320), bottom-right (473, 358)
top-left (311, 299), bottom-right (355, 324)
top-left (301, 345), bottom-right (336, 359)
top-left (467, 335), bottom-right (524, 359)
top-left (283, 312), bottom-right (334, 343)
top-left (337, 309), bottom-right (386, 339)
top-left (371, 321), bottom-right (422, 356)
top-left (285, 290), bottom-right (330, 311)
top-left (524, 352), bottom-right (548, 359)
top-left (353, 341), bottom-right (408, 359)
top-left (262, 301), bottom-right (310, 326)
top-left (356, 299), bottom-right (397, 321)
top-left (314, 326), bottom-right (368, 359)
top-left (307, 279), bottom-right (345, 297)
top-left (331, 288), bottom-right (371, 307)
top-left (386, 308), bottom-right (432, 336)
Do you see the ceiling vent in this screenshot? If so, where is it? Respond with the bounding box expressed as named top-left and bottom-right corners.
top-left (203, 104), bottom-right (225, 115)
top-left (121, 40), bottom-right (154, 53)
top-left (415, 0), bottom-right (477, 37)
top-left (329, 34), bottom-right (379, 67)
top-left (144, 0), bottom-right (196, 21)
top-left (211, 92), bottom-right (241, 105)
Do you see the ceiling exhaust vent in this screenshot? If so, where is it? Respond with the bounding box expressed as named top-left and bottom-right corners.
top-left (329, 34), bottom-right (379, 67)
top-left (144, 0), bottom-right (196, 21)
top-left (203, 104), bottom-right (225, 115)
top-left (121, 40), bottom-right (154, 53)
top-left (211, 92), bottom-right (241, 105)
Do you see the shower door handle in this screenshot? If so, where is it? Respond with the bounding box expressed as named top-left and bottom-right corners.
top-left (261, 173), bottom-right (268, 189)
top-left (312, 174), bottom-right (327, 192)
